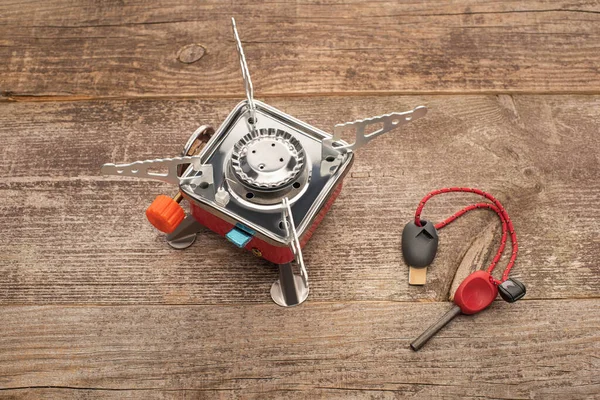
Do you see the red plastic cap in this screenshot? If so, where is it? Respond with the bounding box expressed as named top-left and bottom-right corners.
top-left (454, 270), bottom-right (498, 315)
top-left (146, 195), bottom-right (185, 234)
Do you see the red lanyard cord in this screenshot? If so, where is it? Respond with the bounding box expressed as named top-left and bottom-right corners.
top-left (414, 187), bottom-right (518, 283)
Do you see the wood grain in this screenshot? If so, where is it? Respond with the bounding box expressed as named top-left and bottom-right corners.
top-left (2, 2), bottom-right (598, 397)
top-left (0, 300), bottom-right (598, 399)
top-left (0, 95), bottom-right (598, 304)
top-left (1, 0), bottom-right (599, 100)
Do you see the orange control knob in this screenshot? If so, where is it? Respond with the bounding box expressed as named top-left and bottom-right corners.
top-left (146, 195), bottom-right (185, 234)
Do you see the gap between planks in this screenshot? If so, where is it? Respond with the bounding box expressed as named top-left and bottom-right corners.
top-left (3, 90), bottom-right (600, 103)
top-left (0, 298), bottom-right (598, 308)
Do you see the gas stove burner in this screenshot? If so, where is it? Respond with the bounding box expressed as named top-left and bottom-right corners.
top-left (101, 17), bottom-right (428, 307)
top-left (225, 126), bottom-right (311, 208)
top-left (231, 128), bottom-right (306, 190)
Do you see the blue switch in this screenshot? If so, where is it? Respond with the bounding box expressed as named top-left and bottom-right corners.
top-left (225, 226), bottom-right (253, 248)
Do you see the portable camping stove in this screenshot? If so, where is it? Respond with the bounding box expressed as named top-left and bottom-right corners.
top-left (102, 19), bottom-right (427, 307)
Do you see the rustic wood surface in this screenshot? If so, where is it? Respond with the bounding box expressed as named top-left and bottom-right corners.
top-left (1, 300), bottom-right (599, 399)
top-left (1, 0), bottom-right (600, 99)
top-left (1, 95), bottom-right (599, 305)
top-left (1, 0), bottom-right (599, 399)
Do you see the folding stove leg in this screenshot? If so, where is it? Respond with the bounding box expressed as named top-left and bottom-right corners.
top-left (271, 263), bottom-right (309, 307)
top-left (166, 215), bottom-right (202, 249)
top-left (270, 197), bottom-right (310, 307)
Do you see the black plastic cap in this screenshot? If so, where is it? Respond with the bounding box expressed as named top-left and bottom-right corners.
top-left (498, 278), bottom-right (527, 303)
top-left (401, 220), bottom-right (439, 268)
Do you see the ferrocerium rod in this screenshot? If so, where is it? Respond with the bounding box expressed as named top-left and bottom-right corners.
top-left (410, 305), bottom-right (462, 351)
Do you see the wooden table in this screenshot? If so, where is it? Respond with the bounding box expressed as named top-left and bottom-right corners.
top-left (1, 1), bottom-right (599, 399)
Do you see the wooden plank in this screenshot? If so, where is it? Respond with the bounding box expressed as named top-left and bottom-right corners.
top-left (0, 95), bottom-right (598, 304)
top-left (1, 0), bottom-right (600, 99)
top-left (0, 300), bottom-right (598, 398)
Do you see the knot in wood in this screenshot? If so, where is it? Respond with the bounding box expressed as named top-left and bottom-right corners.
top-left (177, 44), bottom-right (206, 64)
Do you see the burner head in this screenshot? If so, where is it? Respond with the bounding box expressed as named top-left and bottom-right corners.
top-left (180, 100), bottom-right (354, 242)
top-left (231, 128), bottom-right (306, 190)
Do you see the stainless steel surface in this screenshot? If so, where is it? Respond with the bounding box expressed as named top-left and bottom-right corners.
top-left (270, 263), bottom-right (309, 307)
top-left (102, 157), bottom-right (217, 202)
top-left (231, 128), bottom-right (306, 190)
top-left (181, 167), bottom-right (216, 202)
top-left (183, 125), bottom-right (214, 156)
top-left (281, 197), bottom-right (308, 285)
top-left (225, 158), bottom-right (311, 207)
top-left (323, 106), bottom-right (428, 157)
top-left (178, 125), bottom-right (215, 176)
top-left (410, 305), bottom-right (462, 351)
top-left (231, 18), bottom-right (256, 130)
top-left (166, 215), bottom-right (202, 250)
top-left (180, 100), bottom-right (354, 246)
top-left (269, 197), bottom-right (309, 307)
top-left (101, 155), bottom-right (203, 185)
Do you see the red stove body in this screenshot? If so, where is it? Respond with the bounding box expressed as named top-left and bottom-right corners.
top-left (189, 181), bottom-right (343, 265)
top-left (101, 18), bottom-right (427, 307)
